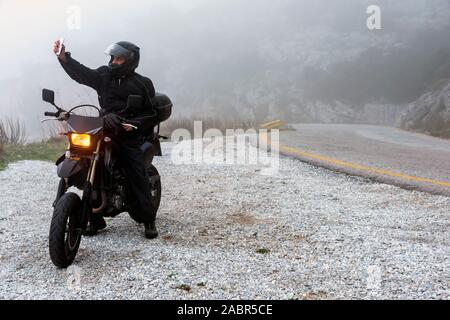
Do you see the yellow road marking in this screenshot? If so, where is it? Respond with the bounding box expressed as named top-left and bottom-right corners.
top-left (260, 120), bottom-right (284, 130)
top-left (260, 132), bottom-right (450, 188)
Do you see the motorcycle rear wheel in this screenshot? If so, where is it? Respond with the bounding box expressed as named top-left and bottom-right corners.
top-left (147, 164), bottom-right (162, 213)
top-left (128, 164), bottom-right (161, 222)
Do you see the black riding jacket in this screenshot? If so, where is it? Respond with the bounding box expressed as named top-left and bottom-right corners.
top-left (59, 52), bottom-right (155, 120)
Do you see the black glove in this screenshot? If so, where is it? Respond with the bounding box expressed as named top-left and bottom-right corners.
top-left (103, 113), bottom-right (122, 130)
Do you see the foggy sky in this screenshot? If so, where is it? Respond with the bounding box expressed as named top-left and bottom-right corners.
top-left (1, 0), bottom-right (450, 139)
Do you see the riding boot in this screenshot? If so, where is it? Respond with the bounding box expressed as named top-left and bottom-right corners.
top-left (144, 221), bottom-right (158, 239)
top-left (83, 215), bottom-right (107, 236)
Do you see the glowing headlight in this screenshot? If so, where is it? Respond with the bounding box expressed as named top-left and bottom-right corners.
top-left (70, 133), bottom-right (91, 148)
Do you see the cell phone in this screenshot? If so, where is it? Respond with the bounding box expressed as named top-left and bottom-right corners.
top-left (57, 38), bottom-right (65, 55)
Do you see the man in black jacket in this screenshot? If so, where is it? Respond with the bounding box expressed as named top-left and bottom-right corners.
top-left (53, 39), bottom-right (158, 239)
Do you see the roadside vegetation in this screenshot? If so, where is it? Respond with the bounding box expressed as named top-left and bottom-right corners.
top-left (160, 115), bottom-right (259, 137)
top-left (0, 115), bottom-right (272, 171)
top-left (0, 119), bottom-right (66, 171)
top-left (0, 143), bottom-right (4, 170)
top-left (0, 138), bottom-right (67, 171)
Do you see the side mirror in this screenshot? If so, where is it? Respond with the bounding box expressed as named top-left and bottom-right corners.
top-left (42, 89), bottom-right (55, 105)
top-left (127, 95), bottom-right (143, 109)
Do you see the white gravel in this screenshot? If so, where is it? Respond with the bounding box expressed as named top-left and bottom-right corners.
top-left (0, 140), bottom-right (449, 300)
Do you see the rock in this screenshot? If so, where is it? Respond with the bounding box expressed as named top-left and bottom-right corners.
top-left (400, 80), bottom-right (450, 138)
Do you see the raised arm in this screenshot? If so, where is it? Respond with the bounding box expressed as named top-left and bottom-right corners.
top-left (53, 39), bottom-right (104, 91)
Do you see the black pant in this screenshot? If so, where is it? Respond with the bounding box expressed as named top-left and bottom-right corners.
top-left (115, 135), bottom-right (155, 224)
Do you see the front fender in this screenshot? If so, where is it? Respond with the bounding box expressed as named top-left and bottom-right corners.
top-left (57, 158), bottom-right (83, 178)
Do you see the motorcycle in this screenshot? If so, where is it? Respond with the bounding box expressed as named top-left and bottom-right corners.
top-left (41, 88), bottom-right (172, 268)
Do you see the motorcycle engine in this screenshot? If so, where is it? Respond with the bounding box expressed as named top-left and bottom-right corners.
top-left (112, 185), bottom-right (126, 210)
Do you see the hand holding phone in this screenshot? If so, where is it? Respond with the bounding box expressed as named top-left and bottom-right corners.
top-left (57, 38), bottom-right (65, 55)
top-left (53, 38), bottom-right (66, 62)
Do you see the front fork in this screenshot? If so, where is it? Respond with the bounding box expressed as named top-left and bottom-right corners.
top-left (53, 178), bottom-right (68, 208)
top-left (81, 140), bottom-right (102, 230)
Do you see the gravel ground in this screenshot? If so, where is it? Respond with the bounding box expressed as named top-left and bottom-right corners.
top-left (0, 140), bottom-right (449, 300)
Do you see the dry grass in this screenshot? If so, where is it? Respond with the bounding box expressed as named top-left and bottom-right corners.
top-left (0, 115), bottom-right (264, 170)
top-left (0, 118), bottom-right (27, 170)
top-left (0, 117), bottom-right (67, 171)
top-left (0, 118), bottom-right (27, 145)
top-left (0, 142), bottom-right (4, 164)
top-left (0, 139), bottom-right (67, 171)
top-left (41, 119), bottom-right (68, 141)
top-left (159, 116), bottom-right (259, 137)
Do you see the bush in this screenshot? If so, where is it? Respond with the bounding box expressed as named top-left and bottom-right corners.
top-left (0, 142), bottom-right (4, 166)
top-left (0, 118), bottom-right (27, 145)
top-left (0, 118), bottom-right (67, 171)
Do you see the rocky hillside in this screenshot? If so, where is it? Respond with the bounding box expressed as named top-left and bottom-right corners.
top-left (400, 80), bottom-right (450, 139)
top-left (288, 102), bottom-right (407, 126)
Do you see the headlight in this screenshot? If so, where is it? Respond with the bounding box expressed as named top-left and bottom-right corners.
top-left (70, 133), bottom-right (91, 148)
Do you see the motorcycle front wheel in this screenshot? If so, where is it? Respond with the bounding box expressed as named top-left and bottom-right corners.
top-left (49, 192), bottom-right (82, 268)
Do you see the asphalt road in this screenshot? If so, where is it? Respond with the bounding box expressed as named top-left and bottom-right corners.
top-left (277, 124), bottom-right (450, 197)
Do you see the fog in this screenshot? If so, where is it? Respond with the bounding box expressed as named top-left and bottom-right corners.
top-left (1, 0), bottom-right (450, 139)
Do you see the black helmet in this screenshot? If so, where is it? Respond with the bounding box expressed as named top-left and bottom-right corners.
top-left (105, 41), bottom-right (140, 77)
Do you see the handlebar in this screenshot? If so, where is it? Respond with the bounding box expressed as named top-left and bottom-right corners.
top-left (43, 107), bottom-right (142, 130)
top-left (43, 110), bottom-right (70, 122)
top-left (43, 104), bottom-right (100, 120)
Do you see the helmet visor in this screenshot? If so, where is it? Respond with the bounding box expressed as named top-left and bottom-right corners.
top-left (104, 43), bottom-right (130, 57)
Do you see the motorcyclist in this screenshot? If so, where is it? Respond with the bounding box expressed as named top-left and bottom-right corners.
top-left (53, 39), bottom-right (159, 239)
